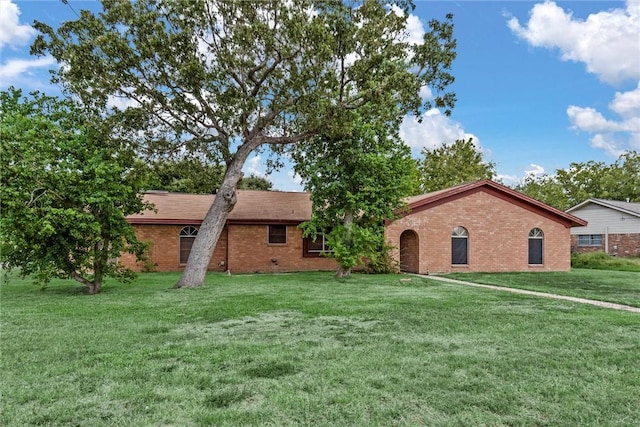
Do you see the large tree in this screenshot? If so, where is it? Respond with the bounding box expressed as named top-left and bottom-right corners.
top-left (0, 88), bottom-right (149, 294)
top-left (32, 0), bottom-right (456, 287)
top-left (517, 151), bottom-right (640, 211)
top-left (416, 138), bottom-right (496, 193)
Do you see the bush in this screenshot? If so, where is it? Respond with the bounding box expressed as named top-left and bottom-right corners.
top-left (571, 251), bottom-right (640, 272)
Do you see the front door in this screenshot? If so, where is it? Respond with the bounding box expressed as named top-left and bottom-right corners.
top-left (399, 230), bottom-right (419, 273)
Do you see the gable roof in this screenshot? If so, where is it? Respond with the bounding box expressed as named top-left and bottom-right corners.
top-left (127, 190), bottom-right (313, 225)
top-left (567, 198), bottom-right (640, 218)
top-left (402, 179), bottom-right (587, 228)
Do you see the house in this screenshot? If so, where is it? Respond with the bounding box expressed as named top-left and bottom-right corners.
top-left (121, 180), bottom-right (587, 274)
top-left (120, 190), bottom-right (338, 273)
top-left (566, 198), bottom-right (640, 257)
top-left (384, 180), bottom-right (587, 274)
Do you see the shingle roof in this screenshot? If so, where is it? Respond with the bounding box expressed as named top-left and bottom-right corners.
top-left (567, 198), bottom-right (640, 218)
top-left (403, 179), bottom-right (588, 227)
top-left (127, 190), bottom-right (313, 225)
top-left (128, 180), bottom-right (589, 228)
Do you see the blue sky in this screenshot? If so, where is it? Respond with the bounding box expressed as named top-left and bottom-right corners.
top-left (2, 0), bottom-right (639, 191)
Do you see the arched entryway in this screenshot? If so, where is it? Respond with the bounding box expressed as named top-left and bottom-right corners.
top-left (399, 230), bottom-right (419, 273)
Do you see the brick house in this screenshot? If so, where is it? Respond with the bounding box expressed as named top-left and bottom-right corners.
top-left (566, 198), bottom-right (640, 257)
top-left (120, 190), bottom-right (338, 273)
top-left (121, 180), bottom-right (587, 274)
top-left (385, 180), bottom-right (587, 274)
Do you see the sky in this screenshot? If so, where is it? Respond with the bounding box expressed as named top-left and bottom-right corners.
top-left (1, 0), bottom-right (639, 191)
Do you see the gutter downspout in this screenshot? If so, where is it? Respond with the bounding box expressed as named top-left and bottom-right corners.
top-left (605, 226), bottom-right (609, 254)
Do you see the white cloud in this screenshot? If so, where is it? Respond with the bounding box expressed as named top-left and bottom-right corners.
top-left (567, 83), bottom-right (640, 156)
top-left (0, 0), bottom-right (35, 49)
top-left (509, 1), bottom-right (640, 157)
top-left (389, 4), bottom-right (425, 46)
top-left (498, 163), bottom-right (547, 187)
top-left (245, 155), bottom-right (265, 177)
top-left (400, 109), bottom-right (478, 154)
top-left (0, 56), bottom-right (56, 84)
top-left (507, 0), bottom-right (640, 85)
top-left (524, 163), bottom-right (545, 178)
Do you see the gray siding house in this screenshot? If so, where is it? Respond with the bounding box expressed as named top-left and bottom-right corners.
top-left (566, 199), bottom-right (640, 257)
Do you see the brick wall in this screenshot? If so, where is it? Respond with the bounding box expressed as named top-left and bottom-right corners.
top-left (571, 234), bottom-right (640, 257)
top-left (227, 224), bottom-right (337, 273)
top-left (385, 190), bottom-right (572, 274)
top-left (120, 223), bottom-right (337, 273)
top-left (119, 224), bottom-right (228, 272)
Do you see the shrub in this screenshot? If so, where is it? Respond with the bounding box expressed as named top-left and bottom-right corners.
top-left (571, 251), bottom-right (640, 272)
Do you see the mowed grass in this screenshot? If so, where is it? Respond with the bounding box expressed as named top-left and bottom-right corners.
top-left (1, 272), bottom-right (639, 426)
top-left (447, 269), bottom-right (640, 308)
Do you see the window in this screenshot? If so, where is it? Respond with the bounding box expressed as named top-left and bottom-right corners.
top-left (451, 226), bottom-right (468, 265)
top-left (268, 225), bottom-right (287, 244)
top-left (303, 234), bottom-right (332, 257)
top-left (528, 228), bottom-right (544, 265)
top-left (307, 235), bottom-right (330, 252)
top-left (179, 226), bottom-right (198, 265)
top-left (577, 235), bottom-right (603, 246)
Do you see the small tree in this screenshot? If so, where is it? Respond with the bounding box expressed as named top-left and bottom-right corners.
top-left (416, 138), bottom-right (496, 193)
top-left (293, 111), bottom-right (417, 277)
top-left (0, 88), bottom-right (149, 294)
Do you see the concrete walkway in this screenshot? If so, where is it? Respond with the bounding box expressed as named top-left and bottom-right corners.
top-left (417, 274), bottom-right (640, 314)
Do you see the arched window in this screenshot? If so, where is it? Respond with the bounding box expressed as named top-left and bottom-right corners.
top-left (528, 228), bottom-right (544, 265)
top-left (451, 226), bottom-right (469, 265)
top-left (179, 226), bottom-right (198, 265)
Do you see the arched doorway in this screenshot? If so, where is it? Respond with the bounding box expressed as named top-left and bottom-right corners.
top-left (399, 230), bottom-right (419, 273)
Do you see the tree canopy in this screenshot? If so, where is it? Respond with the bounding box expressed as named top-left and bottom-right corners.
top-left (416, 138), bottom-right (496, 193)
top-left (144, 156), bottom-right (224, 194)
top-left (517, 151), bottom-right (640, 211)
top-left (293, 109), bottom-right (418, 276)
top-left (0, 88), bottom-right (149, 294)
top-left (32, 0), bottom-right (456, 287)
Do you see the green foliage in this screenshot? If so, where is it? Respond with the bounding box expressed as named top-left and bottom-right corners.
top-left (517, 151), bottom-right (640, 210)
top-left (416, 138), bottom-right (496, 193)
top-left (144, 156), bottom-right (224, 194)
top-left (364, 242), bottom-right (400, 274)
top-left (0, 88), bottom-right (149, 293)
top-left (571, 251), bottom-right (640, 272)
top-left (295, 111), bottom-right (418, 275)
top-left (238, 174), bottom-right (273, 191)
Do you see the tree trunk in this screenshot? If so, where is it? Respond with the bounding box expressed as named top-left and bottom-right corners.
top-left (71, 272), bottom-right (101, 295)
top-left (335, 211), bottom-right (354, 278)
top-left (174, 143), bottom-right (256, 288)
top-left (336, 265), bottom-right (351, 278)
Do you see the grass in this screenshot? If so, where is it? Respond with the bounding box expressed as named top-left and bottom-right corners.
top-left (1, 271), bottom-right (639, 426)
top-left (571, 251), bottom-right (640, 272)
top-left (447, 269), bottom-right (640, 308)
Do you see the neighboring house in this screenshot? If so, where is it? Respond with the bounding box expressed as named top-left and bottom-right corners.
top-left (121, 180), bottom-right (587, 274)
top-left (566, 198), bottom-right (640, 257)
top-left (385, 180), bottom-right (587, 274)
top-left (120, 190), bottom-right (338, 273)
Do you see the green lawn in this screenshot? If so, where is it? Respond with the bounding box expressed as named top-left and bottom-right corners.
top-left (447, 269), bottom-right (640, 308)
top-left (1, 271), bottom-right (639, 426)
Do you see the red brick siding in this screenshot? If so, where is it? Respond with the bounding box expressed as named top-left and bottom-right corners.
top-left (119, 224), bottom-right (228, 272)
top-left (571, 234), bottom-right (640, 257)
top-left (385, 190), bottom-right (572, 274)
top-left (227, 225), bottom-right (337, 273)
top-left (120, 223), bottom-right (337, 273)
